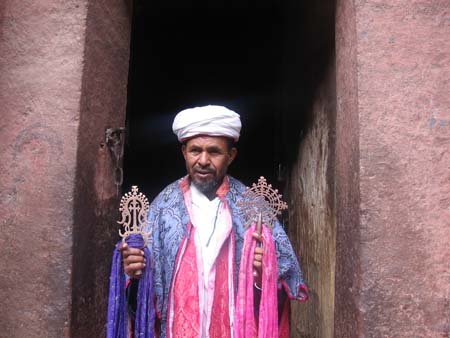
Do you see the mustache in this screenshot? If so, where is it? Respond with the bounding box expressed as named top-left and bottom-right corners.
top-left (193, 167), bottom-right (215, 174)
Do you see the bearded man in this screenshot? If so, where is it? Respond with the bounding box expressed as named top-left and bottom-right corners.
top-left (119, 105), bottom-right (308, 338)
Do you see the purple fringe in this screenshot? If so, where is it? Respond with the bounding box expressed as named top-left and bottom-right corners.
top-left (107, 234), bottom-right (155, 338)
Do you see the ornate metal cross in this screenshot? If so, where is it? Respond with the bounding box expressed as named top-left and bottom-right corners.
top-left (118, 186), bottom-right (152, 246)
top-left (237, 176), bottom-right (288, 234)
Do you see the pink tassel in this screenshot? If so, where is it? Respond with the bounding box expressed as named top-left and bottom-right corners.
top-left (235, 223), bottom-right (279, 338)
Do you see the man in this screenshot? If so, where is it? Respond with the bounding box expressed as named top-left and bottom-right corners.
top-left (120, 105), bottom-right (307, 338)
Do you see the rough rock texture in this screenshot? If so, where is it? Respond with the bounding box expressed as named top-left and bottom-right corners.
top-left (0, 2), bottom-right (88, 337)
top-left (287, 64), bottom-right (336, 338)
top-left (335, 0), bottom-right (362, 337)
top-left (279, 1), bottom-right (337, 337)
top-left (335, 0), bottom-right (450, 336)
top-left (0, 1), bottom-right (131, 337)
top-left (70, 0), bottom-right (131, 337)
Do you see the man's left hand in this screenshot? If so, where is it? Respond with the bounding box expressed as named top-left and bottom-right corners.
top-left (252, 232), bottom-right (263, 288)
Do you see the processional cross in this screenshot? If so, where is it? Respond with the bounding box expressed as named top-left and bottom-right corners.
top-left (237, 176), bottom-right (288, 235)
top-left (117, 185), bottom-right (152, 247)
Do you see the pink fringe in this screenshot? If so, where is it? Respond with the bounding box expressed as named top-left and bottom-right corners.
top-left (234, 223), bottom-right (279, 338)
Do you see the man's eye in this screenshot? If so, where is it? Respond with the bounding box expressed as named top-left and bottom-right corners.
top-left (190, 149), bottom-right (200, 155)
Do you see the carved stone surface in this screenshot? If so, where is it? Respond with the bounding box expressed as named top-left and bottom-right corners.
top-left (0, 1), bottom-right (131, 337)
top-left (287, 65), bottom-right (337, 338)
top-left (0, 2), bottom-right (88, 337)
top-left (335, 1), bottom-right (450, 337)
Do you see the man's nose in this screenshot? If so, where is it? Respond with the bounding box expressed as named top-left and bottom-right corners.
top-left (198, 152), bottom-right (210, 166)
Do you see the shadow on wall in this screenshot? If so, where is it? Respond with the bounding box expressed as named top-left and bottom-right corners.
top-left (281, 1), bottom-right (337, 338)
top-left (279, 0), bottom-right (336, 167)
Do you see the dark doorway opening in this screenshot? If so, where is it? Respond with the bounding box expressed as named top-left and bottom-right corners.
top-left (122, 3), bottom-right (336, 335)
top-left (119, 1), bottom-right (337, 337)
top-left (123, 2), bottom-right (307, 200)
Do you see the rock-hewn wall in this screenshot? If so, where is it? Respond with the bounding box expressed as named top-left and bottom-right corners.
top-left (0, 2), bottom-right (88, 337)
top-left (334, 0), bottom-right (362, 336)
top-left (0, 1), bottom-right (131, 337)
top-left (279, 1), bottom-right (336, 337)
top-left (335, 0), bottom-right (450, 336)
top-left (70, 1), bottom-right (131, 337)
top-left (287, 65), bottom-right (336, 338)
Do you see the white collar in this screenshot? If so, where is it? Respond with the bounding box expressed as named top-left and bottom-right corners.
top-left (190, 183), bottom-right (220, 207)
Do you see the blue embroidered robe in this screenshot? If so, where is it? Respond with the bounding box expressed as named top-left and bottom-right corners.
top-left (146, 176), bottom-right (307, 337)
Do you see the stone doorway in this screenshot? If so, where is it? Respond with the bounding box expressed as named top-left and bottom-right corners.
top-left (123, 1), bottom-right (336, 337)
top-left (2, 1), bottom-right (448, 337)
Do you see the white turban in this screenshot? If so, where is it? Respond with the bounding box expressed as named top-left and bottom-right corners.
top-left (172, 105), bottom-right (241, 142)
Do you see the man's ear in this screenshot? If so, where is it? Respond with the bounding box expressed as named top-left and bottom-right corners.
top-left (228, 147), bottom-right (237, 165)
top-left (181, 144), bottom-right (187, 160)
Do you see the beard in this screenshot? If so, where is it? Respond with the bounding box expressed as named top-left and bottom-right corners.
top-left (191, 176), bottom-right (221, 196)
top-left (189, 164), bottom-right (222, 196)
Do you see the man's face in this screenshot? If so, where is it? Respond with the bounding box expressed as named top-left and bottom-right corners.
top-left (182, 135), bottom-right (237, 195)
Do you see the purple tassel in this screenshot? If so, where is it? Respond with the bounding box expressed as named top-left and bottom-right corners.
top-left (107, 234), bottom-right (155, 338)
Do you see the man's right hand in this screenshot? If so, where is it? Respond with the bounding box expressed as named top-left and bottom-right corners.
top-left (119, 242), bottom-right (146, 279)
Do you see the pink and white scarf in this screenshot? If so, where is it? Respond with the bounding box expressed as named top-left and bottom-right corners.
top-left (234, 222), bottom-right (279, 338)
